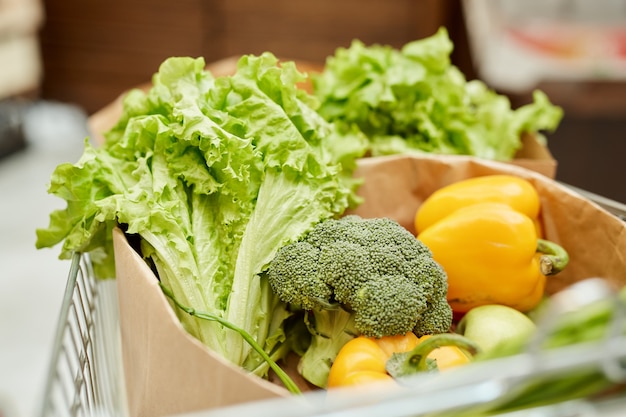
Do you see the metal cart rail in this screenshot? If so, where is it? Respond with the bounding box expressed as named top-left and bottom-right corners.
top-left (37, 186), bottom-right (626, 417)
top-left (37, 253), bottom-right (127, 417)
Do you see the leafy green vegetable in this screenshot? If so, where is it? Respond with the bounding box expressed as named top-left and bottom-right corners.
top-left (35, 53), bottom-right (368, 374)
top-left (312, 27), bottom-right (563, 161)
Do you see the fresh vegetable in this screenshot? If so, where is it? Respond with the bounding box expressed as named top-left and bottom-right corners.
top-left (414, 175), bottom-right (542, 235)
top-left (479, 281), bottom-right (626, 359)
top-left (35, 54), bottom-right (368, 376)
top-left (417, 202), bottom-right (570, 313)
top-left (411, 334), bottom-right (476, 370)
top-left (266, 214), bottom-right (453, 387)
top-left (469, 281), bottom-right (626, 415)
top-left (385, 333), bottom-right (478, 379)
top-left (327, 334), bottom-right (417, 388)
top-left (456, 304), bottom-right (537, 355)
top-left (327, 332), bottom-right (478, 388)
top-left (312, 27), bottom-right (563, 161)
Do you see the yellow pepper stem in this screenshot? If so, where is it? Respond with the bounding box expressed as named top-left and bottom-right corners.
top-left (385, 333), bottom-right (480, 380)
top-left (537, 239), bottom-right (570, 276)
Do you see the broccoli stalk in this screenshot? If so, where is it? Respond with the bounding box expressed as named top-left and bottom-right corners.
top-left (267, 215), bottom-right (453, 388)
top-left (298, 305), bottom-right (358, 386)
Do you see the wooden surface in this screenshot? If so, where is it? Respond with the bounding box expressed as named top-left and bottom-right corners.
top-left (37, 0), bottom-right (471, 114)
top-left (38, 0), bottom-right (207, 114)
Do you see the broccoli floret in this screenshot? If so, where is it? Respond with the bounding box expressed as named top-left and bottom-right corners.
top-left (266, 215), bottom-right (453, 388)
top-left (266, 241), bottom-right (332, 311)
top-left (352, 274), bottom-right (426, 337)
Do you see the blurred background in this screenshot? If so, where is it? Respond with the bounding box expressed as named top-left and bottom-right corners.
top-left (4, 0), bottom-right (626, 199)
top-left (0, 1), bottom-right (624, 417)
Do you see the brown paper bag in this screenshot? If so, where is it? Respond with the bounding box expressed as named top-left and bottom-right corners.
top-left (348, 154), bottom-right (625, 295)
top-left (113, 228), bottom-right (291, 417)
top-left (114, 154), bottom-right (625, 417)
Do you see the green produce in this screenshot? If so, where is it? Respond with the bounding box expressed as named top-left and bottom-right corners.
top-left (313, 27), bottom-right (563, 160)
top-left (35, 54), bottom-right (368, 377)
top-left (266, 214), bottom-right (453, 387)
top-left (479, 284), bottom-right (626, 358)
top-left (456, 304), bottom-right (537, 355)
top-left (466, 283), bottom-right (626, 415)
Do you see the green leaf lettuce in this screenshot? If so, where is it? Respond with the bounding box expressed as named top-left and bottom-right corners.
top-left (36, 53), bottom-right (368, 374)
top-left (313, 27), bottom-right (563, 161)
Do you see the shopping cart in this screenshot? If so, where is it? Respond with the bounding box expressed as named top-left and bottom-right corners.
top-left (37, 253), bottom-right (127, 417)
top-left (37, 186), bottom-right (626, 417)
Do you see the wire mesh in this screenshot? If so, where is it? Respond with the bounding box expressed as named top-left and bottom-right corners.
top-left (38, 253), bottom-right (126, 417)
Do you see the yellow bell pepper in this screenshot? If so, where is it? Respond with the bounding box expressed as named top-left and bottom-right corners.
top-left (417, 202), bottom-right (569, 314)
top-left (327, 333), bottom-right (417, 388)
top-left (415, 175), bottom-right (543, 237)
top-left (327, 332), bottom-right (477, 388)
top-left (415, 335), bottom-right (472, 368)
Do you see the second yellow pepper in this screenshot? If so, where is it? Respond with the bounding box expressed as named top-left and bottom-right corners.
top-left (327, 332), bottom-right (476, 388)
top-left (417, 202), bottom-right (569, 314)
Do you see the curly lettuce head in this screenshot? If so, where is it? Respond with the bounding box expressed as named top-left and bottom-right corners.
top-left (36, 53), bottom-right (368, 370)
top-left (313, 27), bottom-right (563, 161)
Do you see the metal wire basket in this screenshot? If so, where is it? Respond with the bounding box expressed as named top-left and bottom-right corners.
top-left (37, 253), bottom-right (127, 417)
top-left (37, 187), bottom-right (626, 417)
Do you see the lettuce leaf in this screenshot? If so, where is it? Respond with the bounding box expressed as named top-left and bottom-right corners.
top-left (36, 53), bottom-right (368, 372)
top-left (313, 27), bottom-right (563, 161)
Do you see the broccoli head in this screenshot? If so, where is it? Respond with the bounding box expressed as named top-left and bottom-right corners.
top-left (266, 215), bottom-right (453, 387)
